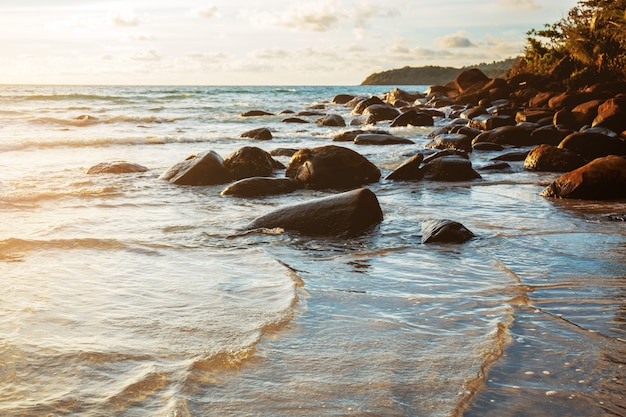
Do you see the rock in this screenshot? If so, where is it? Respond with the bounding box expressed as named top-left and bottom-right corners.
top-left (241, 110), bottom-right (274, 117)
top-left (515, 109), bottom-right (555, 124)
top-left (454, 69), bottom-right (490, 94)
top-left (269, 148), bottom-right (299, 157)
top-left (553, 108), bottom-right (577, 129)
top-left (385, 153), bottom-right (424, 181)
top-left (384, 88), bottom-right (424, 103)
top-left (548, 92), bottom-right (601, 111)
top-left (529, 91), bottom-right (556, 108)
top-left (389, 110), bottom-right (434, 127)
top-left (353, 96), bottom-right (385, 114)
top-left (479, 161), bottom-right (511, 171)
top-left (524, 144), bottom-right (586, 172)
top-left (240, 127), bottom-right (273, 141)
top-left (286, 145), bottom-right (381, 189)
top-left (223, 146), bottom-right (278, 180)
top-left (354, 133), bottom-right (414, 145)
top-left (279, 109), bottom-right (295, 115)
top-left (298, 110), bottom-right (324, 117)
top-left (592, 97), bottom-right (626, 134)
top-left (282, 117), bottom-right (309, 124)
top-left (424, 133), bottom-right (472, 153)
top-left (333, 129), bottom-right (389, 142)
top-left (220, 177), bottom-right (303, 197)
top-left (246, 187), bottom-right (384, 237)
top-left (316, 114), bottom-right (346, 127)
top-left (86, 161), bottom-right (148, 174)
top-left (558, 132), bottom-right (626, 161)
top-left (460, 106), bottom-right (488, 119)
top-left (541, 155), bottom-right (626, 200)
top-left (492, 151), bottom-right (529, 162)
top-left (160, 151), bottom-right (233, 186)
top-left (421, 155), bottom-right (481, 181)
top-left (472, 142), bottom-right (504, 151)
top-left (571, 99), bottom-right (605, 127)
top-left (349, 114), bottom-right (378, 126)
top-left (530, 125), bottom-right (572, 146)
top-left (362, 104), bottom-right (401, 122)
top-left (467, 114), bottom-right (516, 131)
top-left (421, 219), bottom-right (475, 244)
top-left (332, 94), bottom-right (356, 105)
top-left (471, 125), bottom-right (534, 147)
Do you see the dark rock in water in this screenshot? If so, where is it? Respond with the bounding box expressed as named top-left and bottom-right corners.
top-left (349, 114), bottom-right (378, 126)
top-left (530, 125), bottom-right (572, 146)
top-left (472, 142), bottom-right (504, 151)
top-left (354, 133), bottom-right (414, 145)
top-left (86, 161), bottom-right (148, 174)
top-left (269, 148), bottom-right (299, 157)
top-left (332, 94), bottom-right (355, 105)
top-left (492, 151), bottom-right (529, 162)
top-left (246, 187), bottom-right (384, 237)
top-left (421, 219), bottom-right (475, 244)
top-left (160, 151), bottom-right (234, 186)
top-left (558, 132), bottom-right (626, 161)
top-left (524, 144), bottom-right (586, 172)
top-left (424, 133), bottom-right (472, 153)
top-left (479, 161), bottom-right (511, 171)
top-left (593, 97), bottom-right (626, 133)
top-left (541, 155), bottom-right (626, 200)
top-left (282, 117), bottom-right (309, 124)
top-left (467, 114), bottom-right (516, 131)
top-left (362, 104), bottom-right (401, 122)
top-left (241, 110), bottom-right (274, 117)
top-left (422, 149), bottom-right (469, 164)
top-left (298, 110), bottom-right (324, 117)
top-left (220, 177), bottom-right (303, 197)
top-left (286, 145), bottom-right (381, 189)
top-left (353, 96), bottom-right (385, 114)
top-left (422, 155), bottom-right (481, 181)
top-left (279, 109), bottom-right (295, 115)
top-left (316, 114), bottom-right (346, 127)
top-left (390, 110), bottom-right (434, 127)
top-left (333, 129), bottom-right (389, 142)
top-left (385, 153), bottom-right (425, 181)
top-left (472, 125), bottom-right (534, 147)
top-left (240, 127), bottom-right (273, 141)
top-left (223, 146), bottom-right (278, 180)
top-left (450, 125), bottom-right (481, 140)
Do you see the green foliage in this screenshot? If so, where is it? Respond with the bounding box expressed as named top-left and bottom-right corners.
top-left (517, 0), bottom-right (626, 85)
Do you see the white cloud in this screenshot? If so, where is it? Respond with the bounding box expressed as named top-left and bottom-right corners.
top-left (195, 6), bottom-right (218, 19)
top-left (111, 11), bottom-right (139, 27)
top-left (497, 0), bottom-right (541, 12)
top-left (435, 31), bottom-right (476, 48)
top-left (253, 1), bottom-right (340, 32)
top-left (252, 48), bottom-right (292, 60)
top-left (131, 49), bottom-right (161, 61)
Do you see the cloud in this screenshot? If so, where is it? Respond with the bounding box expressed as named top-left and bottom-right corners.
top-left (497, 0), bottom-right (541, 11)
top-left (112, 11), bottom-right (139, 27)
top-left (195, 6), bottom-right (218, 19)
top-left (131, 49), bottom-right (161, 61)
top-left (252, 48), bottom-right (292, 60)
top-left (254, 1), bottom-right (340, 32)
top-left (435, 31), bottom-right (476, 48)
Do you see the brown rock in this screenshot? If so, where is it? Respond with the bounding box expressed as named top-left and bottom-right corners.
top-left (424, 134), bottom-right (472, 153)
top-left (240, 127), bottom-right (273, 141)
top-left (362, 104), bottom-right (401, 122)
top-left (572, 99), bottom-right (605, 127)
top-left (86, 161), bottom-right (148, 174)
top-left (241, 110), bottom-right (274, 117)
top-left (390, 110), bottom-right (434, 127)
top-left (558, 132), bottom-right (626, 161)
top-left (353, 96), bottom-right (385, 114)
top-left (316, 114), bottom-right (346, 127)
top-left (471, 125), bottom-right (534, 147)
top-left (160, 151), bottom-right (233, 186)
top-left (422, 155), bottom-right (481, 181)
top-left (354, 133), bottom-right (414, 145)
top-left (467, 114), bottom-right (516, 131)
top-left (332, 94), bottom-right (355, 105)
top-left (454, 69), bottom-right (490, 94)
top-left (541, 155), bottom-right (626, 199)
top-left (220, 177), bottom-right (303, 197)
top-left (524, 144), bottom-right (586, 172)
top-left (223, 146), bottom-right (278, 180)
top-left (421, 219), bottom-right (475, 244)
top-left (385, 153), bottom-right (424, 181)
top-left (592, 97), bottom-right (626, 134)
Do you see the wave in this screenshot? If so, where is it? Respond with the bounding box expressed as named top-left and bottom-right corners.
top-left (29, 114), bottom-right (188, 127)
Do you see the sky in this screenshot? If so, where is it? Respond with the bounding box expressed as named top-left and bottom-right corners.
top-left (0, 0), bottom-right (581, 85)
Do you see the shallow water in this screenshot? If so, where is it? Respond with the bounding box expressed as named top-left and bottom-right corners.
top-left (0, 85), bottom-right (624, 416)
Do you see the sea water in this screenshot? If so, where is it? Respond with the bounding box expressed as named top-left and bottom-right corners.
top-left (0, 85), bottom-right (624, 416)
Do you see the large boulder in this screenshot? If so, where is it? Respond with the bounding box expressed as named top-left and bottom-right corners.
top-left (523, 144), bottom-right (586, 172)
top-left (421, 154), bottom-right (481, 181)
top-left (160, 151), bottom-right (234, 186)
top-left (390, 110), bottom-right (434, 127)
top-left (316, 114), bottom-right (346, 127)
top-left (421, 219), bottom-right (475, 244)
top-left (592, 97), bottom-right (626, 134)
top-left (332, 94), bottom-right (355, 105)
top-left (286, 145), bottom-right (381, 189)
top-left (220, 177), bottom-right (303, 197)
top-left (571, 99), bottom-right (605, 127)
top-left (86, 161), bottom-right (148, 174)
top-left (541, 155), bottom-right (626, 200)
top-left (223, 146), bottom-right (279, 180)
top-left (454, 68), bottom-right (490, 94)
top-left (424, 133), bottom-right (472, 153)
top-left (558, 132), bottom-right (626, 161)
top-left (362, 104), bottom-right (401, 122)
top-left (353, 96), bottom-right (385, 114)
top-left (246, 188), bottom-right (384, 237)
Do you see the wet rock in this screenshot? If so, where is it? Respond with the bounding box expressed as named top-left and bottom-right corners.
top-left (472, 142), bottom-right (504, 151)
top-left (362, 104), bottom-right (401, 122)
top-left (223, 146), bottom-right (279, 180)
top-left (460, 106), bottom-right (488, 119)
top-left (220, 177), bottom-right (303, 197)
top-left (353, 96), bottom-right (385, 114)
top-left (86, 161), bottom-right (148, 174)
top-left (349, 114), bottom-right (378, 126)
top-left (333, 129), bottom-right (389, 142)
top-left (282, 117), bottom-right (309, 124)
top-left (247, 187), bottom-right (384, 237)
top-left (269, 148), bottom-right (299, 157)
top-left (160, 151), bottom-right (233, 186)
top-left (241, 110), bottom-right (274, 117)
top-left (524, 144), bottom-right (586, 172)
top-left (571, 99), bottom-right (605, 127)
top-left (240, 127), bottom-right (273, 141)
top-left (385, 153), bottom-right (425, 181)
top-left (541, 155), bottom-right (626, 200)
top-left (298, 110), bottom-right (324, 117)
top-left (332, 94), bottom-right (356, 105)
top-left (467, 114), bottom-right (516, 131)
top-left (492, 151), bottom-right (529, 162)
top-left (384, 88), bottom-right (424, 103)
top-left (286, 145), bottom-right (381, 189)
top-left (530, 125), bottom-right (572, 146)
top-left (424, 133), bottom-right (472, 153)
top-left (354, 133), bottom-right (414, 145)
top-left (390, 109), bottom-right (434, 127)
top-left (421, 219), bottom-right (475, 244)
top-left (316, 114), bottom-right (346, 127)
top-left (515, 109), bottom-right (555, 124)
top-left (471, 125), bottom-right (534, 147)
top-left (558, 132), bottom-right (626, 161)
top-left (421, 155), bottom-right (481, 182)
top-left (592, 97), bottom-right (626, 134)
top-left (478, 161), bottom-right (511, 171)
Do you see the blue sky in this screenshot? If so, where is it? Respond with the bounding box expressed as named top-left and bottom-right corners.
top-left (0, 0), bottom-right (580, 85)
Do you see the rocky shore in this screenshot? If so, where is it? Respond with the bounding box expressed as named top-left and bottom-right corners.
top-left (90, 68), bottom-right (626, 238)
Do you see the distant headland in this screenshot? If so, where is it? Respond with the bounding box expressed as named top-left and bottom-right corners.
top-left (360, 58), bottom-right (519, 86)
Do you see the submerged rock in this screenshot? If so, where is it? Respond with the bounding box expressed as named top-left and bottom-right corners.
top-left (86, 161), bottom-right (148, 174)
top-left (421, 219), bottom-right (475, 244)
top-left (221, 177), bottom-right (303, 197)
top-left (246, 187), bottom-right (383, 237)
top-left (421, 155), bottom-right (481, 182)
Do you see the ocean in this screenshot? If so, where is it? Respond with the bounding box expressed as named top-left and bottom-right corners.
top-left (0, 85), bottom-right (624, 417)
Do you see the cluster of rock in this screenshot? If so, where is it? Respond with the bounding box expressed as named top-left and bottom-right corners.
top-left (86, 68), bottom-right (626, 239)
